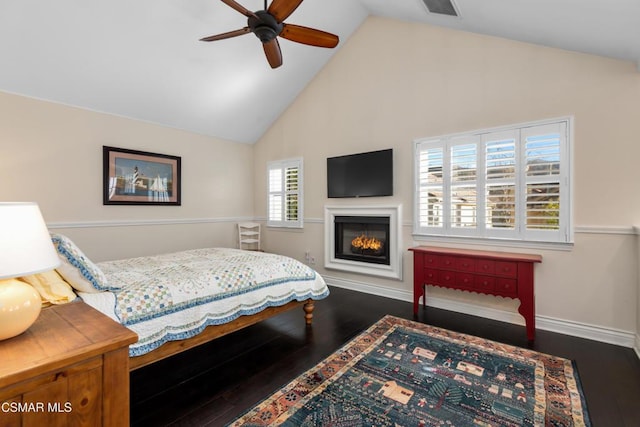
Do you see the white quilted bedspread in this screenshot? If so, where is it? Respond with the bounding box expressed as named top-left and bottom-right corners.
top-left (79, 248), bottom-right (329, 356)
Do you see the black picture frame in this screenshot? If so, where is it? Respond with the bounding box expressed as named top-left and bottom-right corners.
top-left (103, 146), bottom-right (181, 206)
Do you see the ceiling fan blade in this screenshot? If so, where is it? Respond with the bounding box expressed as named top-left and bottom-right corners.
top-left (267, 0), bottom-right (303, 23)
top-left (221, 0), bottom-right (259, 19)
top-left (263, 38), bottom-right (283, 68)
top-left (200, 27), bottom-right (251, 42)
top-left (280, 24), bottom-right (339, 48)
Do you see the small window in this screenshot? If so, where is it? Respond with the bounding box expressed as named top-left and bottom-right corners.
top-left (267, 158), bottom-right (303, 228)
top-left (414, 118), bottom-right (572, 244)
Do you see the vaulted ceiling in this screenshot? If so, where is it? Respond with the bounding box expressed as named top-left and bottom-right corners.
top-left (1, 0), bottom-right (638, 144)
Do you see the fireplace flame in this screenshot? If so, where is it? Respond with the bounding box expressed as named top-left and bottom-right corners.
top-left (351, 234), bottom-right (383, 251)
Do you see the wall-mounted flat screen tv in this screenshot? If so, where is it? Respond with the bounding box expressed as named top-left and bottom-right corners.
top-left (327, 149), bottom-right (393, 198)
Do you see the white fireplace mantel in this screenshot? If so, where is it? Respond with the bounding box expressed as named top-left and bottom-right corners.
top-left (324, 205), bottom-right (402, 280)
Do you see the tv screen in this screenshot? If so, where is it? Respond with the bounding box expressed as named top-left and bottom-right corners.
top-left (327, 149), bottom-right (393, 198)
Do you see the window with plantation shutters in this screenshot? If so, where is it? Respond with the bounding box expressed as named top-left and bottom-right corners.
top-left (414, 118), bottom-right (572, 244)
top-left (267, 158), bottom-right (303, 228)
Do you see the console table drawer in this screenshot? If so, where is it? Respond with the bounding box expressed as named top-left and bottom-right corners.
top-left (438, 270), bottom-right (456, 286)
top-left (455, 257), bottom-right (475, 272)
top-left (496, 278), bottom-right (517, 296)
top-left (439, 257), bottom-right (456, 269)
top-left (475, 259), bottom-right (495, 274)
top-left (424, 268), bottom-right (439, 283)
top-left (496, 261), bottom-right (517, 278)
top-left (456, 272), bottom-right (475, 288)
top-left (475, 275), bottom-right (496, 292)
top-left (423, 254), bottom-right (442, 267)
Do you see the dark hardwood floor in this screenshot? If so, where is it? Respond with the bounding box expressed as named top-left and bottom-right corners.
top-left (130, 286), bottom-right (640, 426)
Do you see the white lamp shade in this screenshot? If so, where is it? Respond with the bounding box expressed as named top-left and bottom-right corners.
top-left (0, 202), bottom-right (60, 279)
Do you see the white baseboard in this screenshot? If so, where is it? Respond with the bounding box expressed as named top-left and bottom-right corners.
top-left (324, 275), bottom-right (636, 349)
top-left (536, 315), bottom-right (635, 348)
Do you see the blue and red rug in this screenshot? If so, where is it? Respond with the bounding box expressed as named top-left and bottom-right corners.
top-left (230, 315), bottom-right (591, 426)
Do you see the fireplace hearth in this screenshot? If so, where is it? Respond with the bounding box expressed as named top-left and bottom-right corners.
top-left (324, 205), bottom-right (402, 280)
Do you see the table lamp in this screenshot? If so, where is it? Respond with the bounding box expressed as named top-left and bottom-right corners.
top-left (0, 202), bottom-right (60, 340)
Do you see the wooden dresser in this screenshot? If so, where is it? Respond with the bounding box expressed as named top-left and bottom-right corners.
top-left (409, 246), bottom-right (542, 341)
top-left (0, 301), bottom-right (137, 426)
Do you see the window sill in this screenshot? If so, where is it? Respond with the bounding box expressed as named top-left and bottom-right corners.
top-left (267, 225), bottom-right (305, 231)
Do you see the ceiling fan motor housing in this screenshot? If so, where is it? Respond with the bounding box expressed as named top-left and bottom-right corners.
top-left (249, 10), bottom-right (283, 43)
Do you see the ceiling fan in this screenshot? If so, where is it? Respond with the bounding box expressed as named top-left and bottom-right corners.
top-left (200, 0), bottom-right (339, 69)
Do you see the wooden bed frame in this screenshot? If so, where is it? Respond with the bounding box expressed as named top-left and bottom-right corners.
top-left (129, 299), bottom-right (315, 370)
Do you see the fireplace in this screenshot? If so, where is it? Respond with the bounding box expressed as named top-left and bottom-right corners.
top-left (325, 205), bottom-right (402, 280)
top-left (334, 216), bottom-right (390, 265)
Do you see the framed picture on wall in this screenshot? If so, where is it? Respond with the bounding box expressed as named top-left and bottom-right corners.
top-left (103, 146), bottom-right (181, 205)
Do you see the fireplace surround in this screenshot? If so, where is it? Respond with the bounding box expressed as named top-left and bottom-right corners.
top-left (324, 205), bottom-right (402, 279)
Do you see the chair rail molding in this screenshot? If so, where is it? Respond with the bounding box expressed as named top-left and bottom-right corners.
top-left (47, 217), bottom-right (253, 229)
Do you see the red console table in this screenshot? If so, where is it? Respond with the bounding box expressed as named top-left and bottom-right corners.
top-left (409, 246), bottom-right (542, 341)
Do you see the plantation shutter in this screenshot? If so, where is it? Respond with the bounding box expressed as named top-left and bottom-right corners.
top-left (483, 130), bottom-right (518, 239)
top-left (267, 158), bottom-right (304, 228)
top-left (415, 141), bottom-right (444, 233)
top-left (449, 139), bottom-right (479, 233)
top-left (521, 122), bottom-right (568, 242)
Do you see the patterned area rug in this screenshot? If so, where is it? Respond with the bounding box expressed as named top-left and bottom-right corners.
top-left (229, 315), bottom-right (591, 426)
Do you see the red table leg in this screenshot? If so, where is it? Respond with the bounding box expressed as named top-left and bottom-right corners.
top-left (517, 262), bottom-right (536, 341)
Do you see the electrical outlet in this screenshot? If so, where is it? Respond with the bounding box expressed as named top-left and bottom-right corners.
top-left (304, 251), bottom-right (310, 262)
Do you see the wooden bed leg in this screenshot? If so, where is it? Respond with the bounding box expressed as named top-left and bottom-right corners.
top-left (303, 300), bottom-right (314, 325)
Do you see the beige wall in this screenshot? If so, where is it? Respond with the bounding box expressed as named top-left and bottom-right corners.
top-left (0, 91), bottom-right (254, 261)
top-left (254, 17), bottom-right (640, 336)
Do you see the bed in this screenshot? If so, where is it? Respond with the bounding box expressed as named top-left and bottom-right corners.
top-left (48, 234), bottom-right (330, 370)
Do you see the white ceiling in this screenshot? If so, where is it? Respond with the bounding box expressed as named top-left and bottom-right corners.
top-left (1, 0), bottom-right (638, 144)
